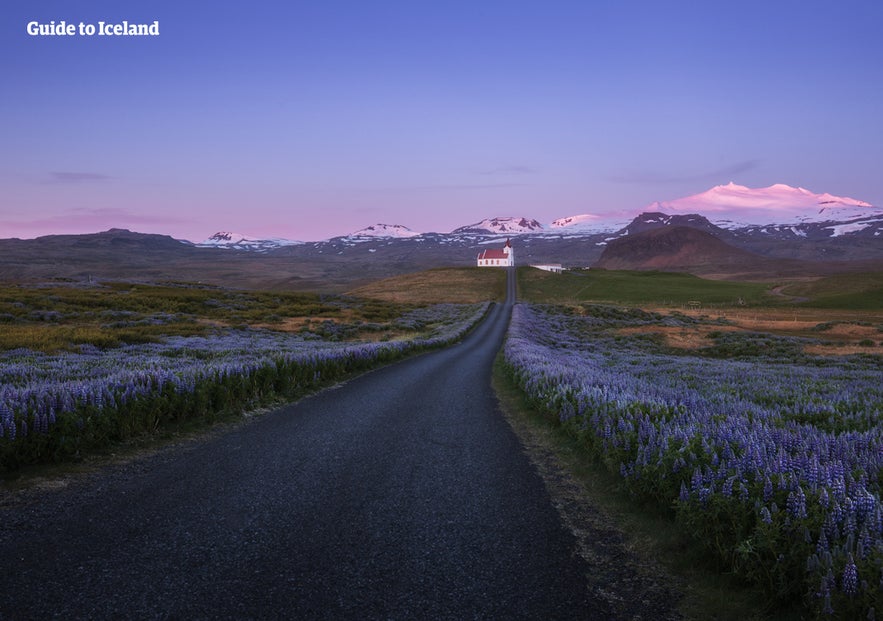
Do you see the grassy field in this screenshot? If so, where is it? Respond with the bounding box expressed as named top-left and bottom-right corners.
top-left (517, 267), bottom-right (774, 307)
top-left (781, 271), bottom-right (883, 309)
top-left (5, 266), bottom-right (876, 353)
top-left (348, 267), bottom-right (507, 304)
top-left (0, 281), bottom-right (419, 352)
top-left (516, 266), bottom-right (882, 351)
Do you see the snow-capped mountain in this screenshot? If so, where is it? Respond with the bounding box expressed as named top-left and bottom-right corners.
top-left (547, 183), bottom-right (882, 239)
top-left (648, 182), bottom-right (879, 227)
top-left (549, 182), bottom-right (883, 235)
top-left (198, 231), bottom-right (302, 252)
top-left (452, 217), bottom-right (544, 235)
top-left (548, 213), bottom-right (633, 235)
top-left (347, 223), bottom-right (420, 239)
top-left (550, 214), bottom-right (600, 228)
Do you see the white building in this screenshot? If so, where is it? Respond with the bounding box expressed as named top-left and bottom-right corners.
top-left (476, 239), bottom-right (514, 267)
top-left (530, 264), bottom-right (564, 273)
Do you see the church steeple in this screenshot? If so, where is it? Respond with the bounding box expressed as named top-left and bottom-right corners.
top-left (503, 238), bottom-right (514, 265)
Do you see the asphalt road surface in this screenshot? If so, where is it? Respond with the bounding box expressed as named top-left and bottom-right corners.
top-left (1, 268), bottom-right (613, 619)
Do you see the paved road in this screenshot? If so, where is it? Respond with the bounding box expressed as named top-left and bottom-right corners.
top-left (1, 268), bottom-right (607, 619)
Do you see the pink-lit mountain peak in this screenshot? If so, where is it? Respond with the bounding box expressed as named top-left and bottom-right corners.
top-left (349, 223), bottom-right (420, 238)
top-left (649, 182), bottom-right (877, 226)
top-left (700, 182), bottom-right (868, 206)
top-left (451, 217), bottom-right (544, 235)
top-left (550, 214), bottom-right (602, 227)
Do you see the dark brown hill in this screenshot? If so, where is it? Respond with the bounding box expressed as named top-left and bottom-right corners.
top-left (592, 226), bottom-right (842, 278)
top-left (595, 226), bottom-right (759, 270)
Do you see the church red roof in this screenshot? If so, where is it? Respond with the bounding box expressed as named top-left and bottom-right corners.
top-left (477, 248), bottom-right (510, 260)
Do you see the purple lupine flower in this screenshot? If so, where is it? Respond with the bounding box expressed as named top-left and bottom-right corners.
top-left (763, 477), bottom-right (774, 503)
top-left (721, 476), bottom-right (735, 497)
top-left (822, 593), bottom-right (834, 616)
top-left (842, 555), bottom-right (859, 597)
top-left (817, 529), bottom-right (830, 556)
top-left (679, 481), bottom-right (690, 502)
top-left (787, 486), bottom-right (807, 520)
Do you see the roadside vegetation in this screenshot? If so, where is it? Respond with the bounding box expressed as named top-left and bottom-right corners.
top-left (0, 280), bottom-right (490, 471)
top-left (493, 359), bottom-right (780, 621)
top-left (500, 267), bottom-right (882, 619)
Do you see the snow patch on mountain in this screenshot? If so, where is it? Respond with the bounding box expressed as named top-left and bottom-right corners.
top-left (348, 223), bottom-right (420, 238)
top-left (826, 222), bottom-right (873, 237)
top-left (199, 232), bottom-right (302, 251)
top-left (550, 214), bottom-right (600, 228)
top-left (547, 213), bottom-right (633, 235)
top-left (452, 217), bottom-right (543, 235)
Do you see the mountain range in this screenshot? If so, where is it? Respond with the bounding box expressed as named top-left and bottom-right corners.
top-left (197, 182), bottom-right (883, 250)
top-left (1, 183), bottom-right (881, 289)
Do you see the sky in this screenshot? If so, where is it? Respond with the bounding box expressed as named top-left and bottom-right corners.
top-left (3, 0), bottom-right (883, 242)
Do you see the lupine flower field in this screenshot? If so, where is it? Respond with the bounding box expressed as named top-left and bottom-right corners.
top-left (504, 303), bottom-right (882, 618)
top-left (0, 299), bottom-right (489, 469)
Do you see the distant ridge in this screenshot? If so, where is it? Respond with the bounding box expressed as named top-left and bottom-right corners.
top-left (39, 228), bottom-right (194, 250)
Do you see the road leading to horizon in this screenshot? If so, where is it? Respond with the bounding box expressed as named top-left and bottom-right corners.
top-left (0, 268), bottom-right (609, 619)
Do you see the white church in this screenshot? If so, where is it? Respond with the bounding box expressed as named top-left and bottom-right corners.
top-left (476, 239), bottom-right (514, 267)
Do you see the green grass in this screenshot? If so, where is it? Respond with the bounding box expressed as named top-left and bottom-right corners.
top-left (785, 272), bottom-right (883, 309)
top-left (518, 267), bottom-right (774, 307)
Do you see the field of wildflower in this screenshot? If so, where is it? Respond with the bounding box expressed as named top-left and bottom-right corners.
top-left (503, 302), bottom-right (882, 618)
top-left (0, 281), bottom-right (489, 470)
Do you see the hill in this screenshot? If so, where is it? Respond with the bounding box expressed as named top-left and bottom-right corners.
top-left (592, 226), bottom-right (883, 279)
top-left (594, 226), bottom-right (772, 274)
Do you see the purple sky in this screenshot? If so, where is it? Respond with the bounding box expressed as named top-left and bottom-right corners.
top-left (3, 1), bottom-right (883, 242)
